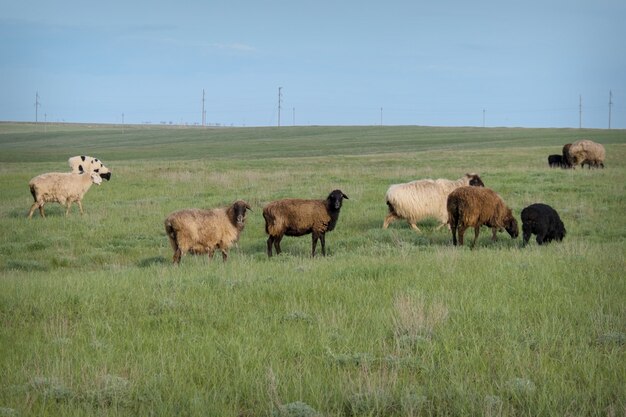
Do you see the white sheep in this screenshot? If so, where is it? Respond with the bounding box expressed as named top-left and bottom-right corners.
top-left (28, 171), bottom-right (103, 219)
top-left (68, 155), bottom-right (112, 180)
top-left (383, 173), bottom-right (484, 232)
top-left (164, 200), bottom-right (252, 263)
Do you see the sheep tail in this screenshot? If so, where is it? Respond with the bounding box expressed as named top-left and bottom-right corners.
top-left (29, 184), bottom-right (37, 202)
top-left (164, 220), bottom-right (178, 249)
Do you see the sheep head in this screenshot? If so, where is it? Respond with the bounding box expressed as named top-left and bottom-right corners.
top-left (90, 171), bottom-right (103, 186)
top-left (230, 200), bottom-right (252, 229)
top-left (503, 210), bottom-right (519, 238)
top-left (326, 189), bottom-right (349, 210)
top-left (466, 173), bottom-right (484, 187)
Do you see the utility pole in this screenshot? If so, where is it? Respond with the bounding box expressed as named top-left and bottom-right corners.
top-left (278, 87), bottom-right (282, 127)
top-left (202, 89), bottom-right (206, 127)
top-left (293, 107), bottom-right (295, 126)
top-left (608, 90), bottom-right (613, 129)
top-left (35, 92), bottom-right (41, 122)
top-left (482, 109), bottom-right (486, 127)
top-left (122, 113), bottom-right (125, 134)
top-left (380, 107), bottom-right (383, 126)
top-left (579, 95), bottom-right (582, 129)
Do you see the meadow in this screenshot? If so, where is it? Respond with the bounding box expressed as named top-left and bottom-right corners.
top-left (0, 122), bottom-right (624, 416)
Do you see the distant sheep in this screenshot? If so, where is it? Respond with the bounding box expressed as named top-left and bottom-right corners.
top-left (263, 189), bottom-right (349, 257)
top-left (28, 171), bottom-right (103, 219)
top-left (447, 186), bottom-right (519, 248)
top-left (164, 200), bottom-right (251, 263)
top-left (383, 173), bottom-right (484, 232)
top-left (548, 154), bottom-right (565, 168)
top-left (521, 203), bottom-right (566, 246)
top-left (68, 155), bottom-right (112, 180)
top-left (566, 139), bottom-right (605, 169)
top-left (561, 143), bottom-right (573, 168)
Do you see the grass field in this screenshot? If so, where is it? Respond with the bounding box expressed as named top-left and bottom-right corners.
top-left (0, 122), bottom-right (624, 416)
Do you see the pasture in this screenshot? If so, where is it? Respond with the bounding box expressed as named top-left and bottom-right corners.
top-left (0, 123), bottom-right (624, 416)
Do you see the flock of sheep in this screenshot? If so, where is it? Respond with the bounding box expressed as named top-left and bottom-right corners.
top-left (548, 139), bottom-right (606, 169)
top-left (28, 138), bottom-right (605, 263)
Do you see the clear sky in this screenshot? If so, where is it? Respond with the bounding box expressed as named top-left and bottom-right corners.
top-left (1, 0), bottom-right (624, 128)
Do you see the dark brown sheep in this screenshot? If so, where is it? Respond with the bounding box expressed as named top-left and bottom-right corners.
top-left (263, 189), bottom-right (348, 257)
top-left (447, 186), bottom-right (519, 248)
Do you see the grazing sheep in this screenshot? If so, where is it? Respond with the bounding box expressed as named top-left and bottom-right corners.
top-left (263, 189), bottom-right (349, 257)
top-left (447, 186), bottom-right (519, 248)
top-left (28, 171), bottom-right (103, 219)
top-left (521, 203), bottom-right (566, 246)
top-left (383, 173), bottom-right (484, 232)
top-left (548, 154), bottom-right (564, 168)
top-left (566, 139), bottom-right (605, 169)
top-left (164, 200), bottom-right (251, 264)
top-left (68, 155), bottom-right (112, 180)
top-left (561, 143), bottom-right (573, 168)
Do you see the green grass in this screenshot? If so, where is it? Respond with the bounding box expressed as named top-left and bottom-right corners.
top-left (0, 123), bottom-right (624, 416)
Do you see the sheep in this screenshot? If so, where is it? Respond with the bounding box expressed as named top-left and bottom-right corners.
top-left (548, 154), bottom-right (564, 168)
top-left (263, 189), bottom-right (349, 257)
top-left (521, 203), bottom-right (566, 246)
top-left (27, 171), bottom-right (103, 219)
top-left (447, 186), bottom-right (519, 248)
top-left (383, 173), bottom-right (484, 232)
top-left (164, 200), bottom-right (251, 264)
top-left (68, 155), bottom-right (112, 180)
top-left (561, 143), bottom-right (573, 168)
top-left (565, 140), bottom-right (605, 169)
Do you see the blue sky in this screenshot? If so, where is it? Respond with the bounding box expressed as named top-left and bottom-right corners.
top-left (1, 0), bottom-right (624, 128)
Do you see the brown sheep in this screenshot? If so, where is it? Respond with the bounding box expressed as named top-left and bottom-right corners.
top-left (447, 186), bottom-right (519, 248)
top-left (164, 200), bottom-right (251, 264)
top-left (263, 189), bottom-right (349, 257)
top-left (566, 139), bottom-right (605, 168)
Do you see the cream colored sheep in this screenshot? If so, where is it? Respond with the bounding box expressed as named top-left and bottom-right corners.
top-left (68, 155), bottom-right (112, 180)
top-left (566, 140), bottom-right (605, 168)
top-left (383, 173), bottom-right (484, 232)
top-left (164, 200), bottom-right (252, 263)
top-left (28, 171), bottom-right (103, 219)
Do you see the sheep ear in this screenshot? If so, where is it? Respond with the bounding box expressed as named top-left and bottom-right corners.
top-left (342, 193), bottom-right (349, 199)
top-left (245, 203), bottom-right (252, 211)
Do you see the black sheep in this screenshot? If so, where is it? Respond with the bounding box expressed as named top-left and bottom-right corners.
top-left (548, 154), bottom-right (564, 168)
top-left (521, 203), bottom-right (566, 246)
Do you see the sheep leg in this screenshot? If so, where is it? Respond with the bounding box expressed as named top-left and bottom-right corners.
top-left (471, 226), bottom-right (481, 248)
top-left (451, 224), bottom-right (458, 246)
top-left (221, 250), bottom-right (228, 262)
top-left (172, 248), bottom-right (182, 264)
top-left (266, 236), bottom-right (274, 257)
top-left (311, 233), bottom-right (319, 257)
top-left (273, 236), bottom-right (283, 255)
top-left (39, 203), bottom-right (45, 218)
top-left (491, 228), bottom-right (498, 241)
top-left (77, 200), bottom-right (84, 215)
top-left (65, 202), bottom-right (73, 216)
top-left (320, 233), bottom-right (326, 256)
top-left (28, 201), bottom-right (42, 219)
top-left (382, 213), bottom-right (397, 229)
top-left (522, 225), bottom-right (532, 246)
top-left (408, 222), bottom-right (421, 233)
top-left (457, 225), bottom-right (467, 246)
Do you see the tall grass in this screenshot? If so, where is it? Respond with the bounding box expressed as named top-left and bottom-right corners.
top-left (0, 123), bottom-right (624, 416)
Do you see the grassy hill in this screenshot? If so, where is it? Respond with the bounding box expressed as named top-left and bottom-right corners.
top-left (1, 123), bottom-right (624, 416)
